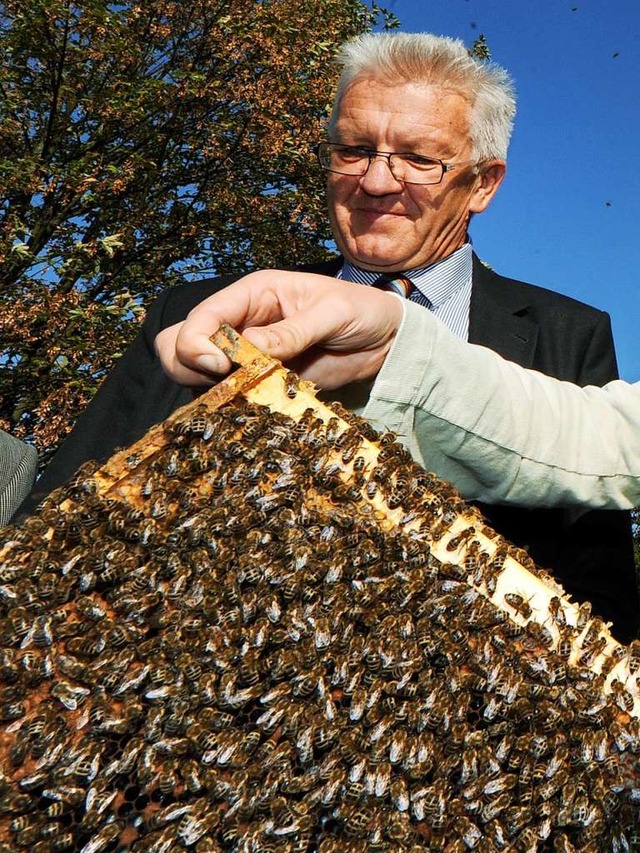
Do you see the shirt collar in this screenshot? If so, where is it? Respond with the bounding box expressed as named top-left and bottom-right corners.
top-left (339, 242), bottom-right (473, 310)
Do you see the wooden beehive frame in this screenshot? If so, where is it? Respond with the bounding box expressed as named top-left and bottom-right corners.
top-left (3, 324), bottom-right (640, 853)
top-left (61, 323), bottom-right (638, 718)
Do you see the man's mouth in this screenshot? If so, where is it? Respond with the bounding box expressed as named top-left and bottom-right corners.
top-left (354, 207), bottom-right (406, 219)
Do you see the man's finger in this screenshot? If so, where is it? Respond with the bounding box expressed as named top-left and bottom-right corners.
top-left (156, 323), bottom-right (229, 384)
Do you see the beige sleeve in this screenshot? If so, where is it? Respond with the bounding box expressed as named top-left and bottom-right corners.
top-left (362, 301), bottom-right (640, 510)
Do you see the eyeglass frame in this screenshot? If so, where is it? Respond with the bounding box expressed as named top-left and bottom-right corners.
top-left (315, 141), bottom-right (478, 186)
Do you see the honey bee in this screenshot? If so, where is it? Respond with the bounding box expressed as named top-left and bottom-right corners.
top-left (525, 620), bottom-right (554, 649)
top-left (124, 449), bottom-right (143, 469)
top-left (627, 639), bottom-right (640, 675)
top-left (334, 429), bottom-right (362, 465)
top-left (162, 449), bottom-right (181, 477)
top-left (609, 678), bottom-right (635, 712)
top-left (284, 371), bottom-right (301, 398)
top-left (579, 635), bottom-right (608, 667)
top-left (557, 636), bottom-right (573, 660)
top-left (580, 616), bottom-right (606, 648)
top-left (547, 595), bottom-right (568, 628)
top-left (83, 821), bottom-right (125, 853)
top-left (598, 644), bottom-right (626, 677)
top-left (3, 370), bottom-right (638, 853)
top-left (576, 600), bottom-right (593, 630)
top-left (487, 542), bottom-right (510, 575)
top-left (445, 526), bottom-right (477, 553)
top-left (171, 404), bottom-right (218, 440)
top-left (330, 483), bottom-right (362, 504)
top-left (503, 592), bottom-right (533, 620)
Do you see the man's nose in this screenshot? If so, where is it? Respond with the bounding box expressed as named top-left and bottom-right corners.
top-left (359, 154), bottom-right (403, 193)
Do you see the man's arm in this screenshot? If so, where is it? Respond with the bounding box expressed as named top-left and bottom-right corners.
top-left (365, 302), bottom-right (640, 510)
top-left (157, 269), bottom-right (403, 390)
top-left (155, 270), bottom-right (640, 511)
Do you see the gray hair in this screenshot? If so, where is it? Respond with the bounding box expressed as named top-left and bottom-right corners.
top-left (327, 32), bottom-right (516, 162)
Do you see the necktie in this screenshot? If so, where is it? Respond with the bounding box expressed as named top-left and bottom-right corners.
top-left (372, 273), bottom-right (413, 299)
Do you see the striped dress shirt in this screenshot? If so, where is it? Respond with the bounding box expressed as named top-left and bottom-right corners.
top-left (338, 242), bottom-right (473, 341)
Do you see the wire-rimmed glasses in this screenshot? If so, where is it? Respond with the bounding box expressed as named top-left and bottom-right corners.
top-left (315, 142), bottom-right (476, 185)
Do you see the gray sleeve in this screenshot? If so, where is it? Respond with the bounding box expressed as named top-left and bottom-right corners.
top-left (0, 430), bottom-right (38, 526)
top-left (363, 302), bottom-right (640, 510)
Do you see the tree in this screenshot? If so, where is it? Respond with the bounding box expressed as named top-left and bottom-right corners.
top-left (0, 0), bottom-right (396, 464)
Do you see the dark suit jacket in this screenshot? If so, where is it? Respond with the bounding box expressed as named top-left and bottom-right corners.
top-left (23, 256), bottom-right (639, 642)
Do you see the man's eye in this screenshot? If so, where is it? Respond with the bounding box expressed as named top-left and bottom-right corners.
top-left (402, 154), bottom-right (439, 168)
top-left (337, 146), bottom-right (371, 160)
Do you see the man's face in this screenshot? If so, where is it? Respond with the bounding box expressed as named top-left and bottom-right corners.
top-left (326, 76), bottom-right (505, 272)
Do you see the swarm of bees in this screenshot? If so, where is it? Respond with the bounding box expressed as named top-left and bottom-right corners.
top-left (1, 328), bottom-right (640, 852)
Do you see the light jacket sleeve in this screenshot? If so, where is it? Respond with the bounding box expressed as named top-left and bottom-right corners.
top-left (362, 301), bottom-right (640, 510)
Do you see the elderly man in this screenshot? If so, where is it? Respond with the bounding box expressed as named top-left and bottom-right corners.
top-left (25, 32), bottom-right (638, 641)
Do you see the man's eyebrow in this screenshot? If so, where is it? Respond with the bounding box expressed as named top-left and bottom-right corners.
top-left (335, 136), bottom-right (434, 151)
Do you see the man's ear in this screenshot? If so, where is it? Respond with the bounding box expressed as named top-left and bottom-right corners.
top-left (470, 160), bottom-right (506, 213)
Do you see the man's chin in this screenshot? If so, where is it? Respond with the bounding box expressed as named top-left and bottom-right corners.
top-left (338, 239), bottom-right (405, 271)
top-left (345, 252), bottom-right (408, 272)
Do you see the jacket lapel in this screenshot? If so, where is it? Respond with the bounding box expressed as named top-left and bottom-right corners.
top-left (468, 255), bottom-right (539, 368)
top-left (311, 254), bottom-right (541, 366)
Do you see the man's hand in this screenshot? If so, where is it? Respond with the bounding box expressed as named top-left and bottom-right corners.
top-left (154, 270), bottom-right (403, 390)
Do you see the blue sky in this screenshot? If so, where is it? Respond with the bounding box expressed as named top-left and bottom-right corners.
top-left (380, 0), bottom-right (640, 381)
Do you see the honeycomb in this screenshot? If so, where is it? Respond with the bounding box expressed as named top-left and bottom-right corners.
top-left (0, 325), bottom-right (639, 852)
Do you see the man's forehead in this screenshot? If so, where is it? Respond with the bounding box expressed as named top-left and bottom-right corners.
top-left (336, 75), bottom-right (472, 123)
top-left (333, 76), bottom-right (472, 147)
top-left (337, 74), bottom-right (471, 108)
